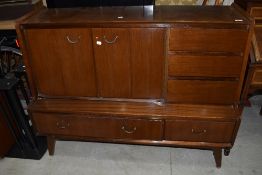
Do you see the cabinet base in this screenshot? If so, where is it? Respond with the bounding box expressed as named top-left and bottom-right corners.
top-left (46, 136), bottom-right (228, 168)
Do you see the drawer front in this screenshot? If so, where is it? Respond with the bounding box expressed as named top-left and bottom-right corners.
top-left (32, 113), bottom-right (163, 140)
top-left (167, 80), bottom-right (238, 104)
top-left (251, 7), bottom-right (262, 18)
top-left (165, 120), bottom-right (235, 143)
top-left (168, 55), bottom-right (243, 77)
top-left (251, 69), bottom-right (262, 85)
top-left (169, 28), bottom-right (247, 53)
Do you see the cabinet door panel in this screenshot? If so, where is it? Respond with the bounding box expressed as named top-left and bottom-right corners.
top-left (92, 28), bottom-right (165, 99)
top-left (130, 28), bottom-right (165, 99)
top-left (92, 28), bottom-right (131, 98)
top-left (26, 28), bottom-right (97, 97)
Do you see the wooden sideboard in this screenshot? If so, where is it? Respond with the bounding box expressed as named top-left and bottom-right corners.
top-left (234, 1), bottom-right (262, 114)
top-left (16, 5), bottom-right (253, 167)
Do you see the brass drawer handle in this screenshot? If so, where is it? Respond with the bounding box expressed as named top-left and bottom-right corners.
top-left (103, 35), bottom-right (118, 44)
top-left (121, 126), bottom-right (136, 134)
top-left (56, 120), bottom-right (70, 129)
top-left (191, 129), bottom-right (207, 134)
top-left (66, 35), bottom-right (81, 44)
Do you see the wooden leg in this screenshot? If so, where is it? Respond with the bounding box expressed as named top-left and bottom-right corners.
top-left (213, 148), bottom-right (222, 168)
top-left (224, 148), bottom-right (230, 156)
top-left (47, 136), bottom-right (56, 156)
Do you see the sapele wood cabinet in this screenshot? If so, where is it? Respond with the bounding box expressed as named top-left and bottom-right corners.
top-left (17, 5), bottom-right (252, 168)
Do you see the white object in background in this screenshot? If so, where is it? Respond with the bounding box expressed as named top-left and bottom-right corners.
top-left (42, 0), bottom-right (47, 6)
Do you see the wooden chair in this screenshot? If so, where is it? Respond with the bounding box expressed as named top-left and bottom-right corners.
top-left (202, 0), bottom-right (224, 5)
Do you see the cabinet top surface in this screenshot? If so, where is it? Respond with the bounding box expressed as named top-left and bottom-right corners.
top-left (18, 5), bottom-right (250, 27)
top-left (29, 99), bottom-right (240, 119)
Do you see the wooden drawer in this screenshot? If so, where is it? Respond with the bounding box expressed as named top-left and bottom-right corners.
top-left (250, 7), bottom-right (262, 18)
top-left (251, 69), bottom-right (262, 85)
top-left (32, 113), bottom-right (163, 140)
top-left (169, 28), bottom-right (247, 52)
top-left (168, 55), bottom-right (243, 77)
top-left (165, 120), bottom-right (235, 143)
top-left (167, 80), bottom-right (238, 104)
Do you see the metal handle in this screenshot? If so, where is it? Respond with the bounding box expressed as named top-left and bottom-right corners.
top-left (66, 35), bottom-right (81, 44)
top-left (103, 35), bottom-right (118, 44)
top-left (56, 120), bottom-right (70, 129)
top-left (121, 126), bottom-right (136, 134)
top-left (191, 129), bottom-right (207, 134)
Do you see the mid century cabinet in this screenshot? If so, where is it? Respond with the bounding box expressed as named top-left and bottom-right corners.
top-left (16, 5), bottom-right (253, 167)
top-left (235, 0), bottom-right (262, 114)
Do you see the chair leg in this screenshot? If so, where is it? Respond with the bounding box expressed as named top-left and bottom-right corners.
top-left (202, 0), bottom-right (208, 5)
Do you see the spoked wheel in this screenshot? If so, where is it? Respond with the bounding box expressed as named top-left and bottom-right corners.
top-left (0, 45), bottom-right (31, 104)
top-left (0, 46), bottom-right (23, 76)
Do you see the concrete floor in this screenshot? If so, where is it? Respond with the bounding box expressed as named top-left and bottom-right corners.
top-left (0, 97), bottom-right (262, 175)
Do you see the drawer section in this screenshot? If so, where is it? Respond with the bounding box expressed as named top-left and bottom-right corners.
top-left (169, 28), bottom-right (247, 52)
top-left (251, 69), bottom-right (262, 85)
top-left (251, 7), bottom-right (262, 18)
top-left (165, 120), bottom-right (235, 143)
top-left (32, 113), bottom-right (163, 140)
top-left (167, 80), bottom-right (238, 104)
top-left (168, 55), bottom-right (243, 78)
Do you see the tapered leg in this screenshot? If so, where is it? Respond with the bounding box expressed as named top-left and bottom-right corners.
top-left (213, 148), bottom-right (222, 168)
top-left (47, 136), bottom-right (56, 156)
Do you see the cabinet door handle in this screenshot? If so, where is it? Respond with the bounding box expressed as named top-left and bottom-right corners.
top-left (191, 129), bottom-right (207, 134)
top-left (56, 120), bottom-right (70, 129)
top-left (121, 126), bottom-right (136, 134)
top-left (66, 35), bottom-right (81, 44)
top-left (103, 35), bottom-right (118, 44)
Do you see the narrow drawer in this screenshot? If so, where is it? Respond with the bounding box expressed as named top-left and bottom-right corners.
top-left (169, 28), bottom-right (247, 52)
top-left (165, 120), bottom-right (235, 143)
top-left (168, 55), bottom-right (243, 77)
top-left (251, 69), bottom-right (262, 85)
top-left (167, 80), bottom-right (238, 104)
top-left (250, 7), bottom-right (262, 18)
top-left (32, 113), bottom-right (163, 140)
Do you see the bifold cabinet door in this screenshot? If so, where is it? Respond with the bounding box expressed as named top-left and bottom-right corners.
top-left (92, 28), bottom-right (165, 99)
top-left (26, 28), bottom-right (97, 97)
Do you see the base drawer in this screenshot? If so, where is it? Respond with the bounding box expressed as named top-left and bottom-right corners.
top-left (32, 113), bottom-right (163, 140)
top-left (165, 120), bottom-right (235, 143)
top-left (167, 80), bottom-right (238, 104)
